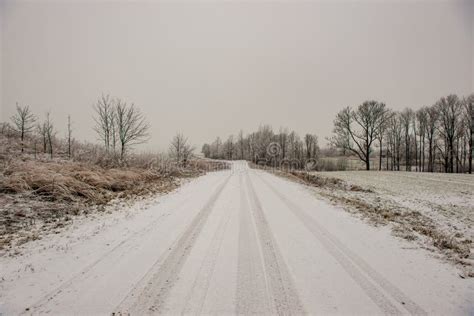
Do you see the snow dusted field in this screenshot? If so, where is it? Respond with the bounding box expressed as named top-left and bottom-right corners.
top-left (0, 163), bottom-right (473, 315)
top-left (316, 171), bottom-right (474, 241)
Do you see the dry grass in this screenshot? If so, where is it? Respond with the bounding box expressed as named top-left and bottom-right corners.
top-left (0, 160), bottom-right (171, 203)
top-left (0, 126), bottom-right (230, 253)
top-left (0, 160), bottom-right (178, 249)
top-left (287, 170), bottom-right (371, 192)
top-left (0, 158), bottom-right (228, 252)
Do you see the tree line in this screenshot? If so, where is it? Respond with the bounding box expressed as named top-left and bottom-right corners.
top-left (202, 125), bottom-right (320, 168)
top-left (6, 92), bottom-right (473, 173)
top-left (203, 93), bottom-right (473, 174)
top-left (330, 94), bottom-right (473, 173)
top-left (6, 103), bottom-right (59, 159)
top-left (4, 95), bottom-right (150, 162)
top-left (5, 94), bottom-right (197, 167)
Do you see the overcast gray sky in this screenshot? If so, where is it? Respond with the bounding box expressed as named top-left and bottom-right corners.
top-left (1, 0), bottom-right (473, 151)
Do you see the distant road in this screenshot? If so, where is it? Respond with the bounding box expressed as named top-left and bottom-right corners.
top-left (1, 162), bottom-right (472, 315)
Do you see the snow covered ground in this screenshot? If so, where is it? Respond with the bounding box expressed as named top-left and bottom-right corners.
top-left (305, 171), bottom-right (473, 269)
top-left (316, 171), bottom-right (473, 239)
top-left (0, 162), bottom-right (473, 315)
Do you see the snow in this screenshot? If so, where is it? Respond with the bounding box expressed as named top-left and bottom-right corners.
top-left (315, 171), bottom-right (474, 241)
top-left (0, 162), bottom-right (473, 315)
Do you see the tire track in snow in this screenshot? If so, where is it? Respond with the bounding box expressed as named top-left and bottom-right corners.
top-left (23, 176), bottom-right (224, 315)
top-left (256, 171), bottom-right (427, 316)
top-left (236, 174), bottom-right (272, 314)
top-left (245, 172), bottom-right (306, 315)
top-left (113, 174), bottom-right (231, 314)
top-left (182, 181), bottom-right (234, 314)
top-left (25, 213), bottom-right (167, 314)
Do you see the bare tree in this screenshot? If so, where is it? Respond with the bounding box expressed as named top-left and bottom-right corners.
top-left (212, 137), bottom-right (222, 159)
top-left (457, 121), bottom-right (468, 172)
top-left (330, 101), bottom-right (388, 170)
top-left (182, 143), bottom-right (195, 165)
top-left (416, 108), bottom-right (428, 172)
top-left (224, 135), bottom-right (235, 160)
top-left (464, 94), bottom-right (473, 174)
top-left (278, 127), bottom-right (289, 161)
top-left (436, 95), bottom-right (463, 173)
top-left (115, 100), bottom-right (150, 160)
top-left (170, 133), bottom-right (194, 165)
top-left (424, 106), bottom-right (438, 172)
top-left (201, 143), bottom-right (211, 158)
top-left (287, 131), bottom-right (298, 160)
top-left (254, 125), bottom-right (273, 161)
top-left (10, 103), bottom-right (36, 152)
top-left (304, 134), bottom-right (319, 160)
top-left (93, 94), bottom-right (115, 152)
top-left (110, 110), bottom-right (117, 153)
top-left (67, 115), bottom-right (73, 159)
top-left (388, 113), bottom-right (404, 171)
top-left (376, 110), bottom-right (392, 170)
top-left (238, 130), bottom-right (245, 160)
top-left (37, 122), bottom-right (48, 153)
top-left (247, 134), bottom-right (255, 162)
top-left (400, 108), bottom-right (414, 171)
top-left (413, 111), bottom-right (418, 171)
top-left (44, 112), bottom-right (55, 159)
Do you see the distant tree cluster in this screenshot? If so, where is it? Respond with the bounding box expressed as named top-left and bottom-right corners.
top-left (8, 104), bottom-right (58, 159)
top-left (3, 94), bottom-right (150, 162)
top-left (330, 94), bottom-right (473, 173)
top-left (201, 125), bottom-right (319, 169)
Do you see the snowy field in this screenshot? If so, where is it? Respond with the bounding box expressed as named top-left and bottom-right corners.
top-left (303, 171), bottom-right (474, 275)
top-left (316, 171), bottom-right (473, 238)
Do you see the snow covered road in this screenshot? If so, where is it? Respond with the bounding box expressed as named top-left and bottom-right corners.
top-left (1, 161), bottom-right (473, 315)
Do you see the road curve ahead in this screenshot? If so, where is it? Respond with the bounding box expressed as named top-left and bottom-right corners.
top-left (1, 161), bottom-right (473, 315)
